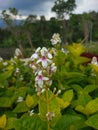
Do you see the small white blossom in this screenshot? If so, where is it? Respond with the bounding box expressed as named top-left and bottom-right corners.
top-left (15, 68), bottom-right (20, 73)
top-left (37, 56), bottom-right (52, 68)
top-left (35, 71), bottom-right (49, 88)
top-left (50, 63), bottom-right (57, 73)
top-left (51, 48), bottom-right (57, 56)
top-left (56, 89), bottom-right (61, 96)
top-left (0, 57), bottom-right (3, 62)
top-left (91, 56), bottom-right (98, 66)
top-left (29, 109), bottom-right (34, 116)
top-left (17, 96), bottom-right (23, 103)
top-left (31, 47), bottom-right (41, 60)
top-left (35, 86), bottom-right (46, 95)
top-left (15, 48), bottom-right (22, 57)
top-left (3, 62), bottom-right (8, 66)
top-left (46, 80), bottom-right (52, 86)
top-left (40, 47), bottom-right (52, 59)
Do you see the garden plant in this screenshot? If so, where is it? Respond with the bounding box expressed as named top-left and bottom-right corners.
top-left (0, 34), bottom-right (98, 130)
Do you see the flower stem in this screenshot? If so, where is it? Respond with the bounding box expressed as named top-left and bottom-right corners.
top-left (46, 89), bottom-right (50, 130)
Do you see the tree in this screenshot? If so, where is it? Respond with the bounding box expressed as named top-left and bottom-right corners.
top-left (52, 0), bottom-right (76, 19)
top-left (51, 0), bottom-right (76, 44)
top-left (1, 8), bottom-right (25, 55)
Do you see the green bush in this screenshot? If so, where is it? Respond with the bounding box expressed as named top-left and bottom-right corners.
top-left (85, 42), bottom-right (98, 54)
top-left (0, 34), bottom-right (98, 130)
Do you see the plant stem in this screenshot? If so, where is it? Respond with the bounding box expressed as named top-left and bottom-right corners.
top-left (46, 89), bottom-right (50, 130)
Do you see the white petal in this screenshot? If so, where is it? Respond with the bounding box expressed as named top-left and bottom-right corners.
top-left (38, 70), bottom-right (42, 75)
top-left (43, 77), bottom-right (49, 81)
top-left (47, 59), bottom-right (52, 64)
top-left (38, 80), bottom-right (43, 88)
top-left (31, 53), bottom-right (38, 59)
top-left (42, 60), bottom-right (48, 68)
top-left (41, 47), bottom-right (48, 56)
top-left (48, 53), bottom-right (52, 59)
top-left (36, 47), bottom-right (41, 52)
top-left (36, 59), bottom-right (41, 64)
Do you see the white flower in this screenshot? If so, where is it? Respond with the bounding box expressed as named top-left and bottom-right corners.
top-left (3, 62), bottom-right (8, 66)
top-left (17, 96), bottom-right (23, 103)
top-left (91, 56), bottom-right (98, 65)
top-left (51, 33), bottom-right (61, 45)
top-left (35, 86), bottom-right (46, 95)
top-left (29, 62), bottom-right (36, 70)
top-left (15, 48), bottom-right (22, 57)
top-left (41, 47), bottom-right (53, 59)
top-left (51, 48), bottom-right (57, 56)
top-left (46, 80), bottom-right (52, 86)
top-left (28, 109), bottom-right (34, 116)
top-left (35, 71), bottom-right (49, 88)
top-left (0, 57), bottom-right (3, 62)
top-left (15, 68), bottom-right (20, 73)
top-left (31, 47), bottom-right (41, 60)
top-left (50, 63), bottom-right (57, 73)
top-left (37, 56), bottom-right (52, 68)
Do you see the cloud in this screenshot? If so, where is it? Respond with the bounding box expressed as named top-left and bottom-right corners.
top-left (0, 0), bottom-right (98, 20)
top-left (75, 0), bottom-right (98, 14)
top-left (0, 0), bottom-right (55, 19)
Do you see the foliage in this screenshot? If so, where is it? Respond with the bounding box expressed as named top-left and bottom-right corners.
top-left (0, 34), bottom-right (98, 130)
top-left (52, 0), bottom-right (76, 19)
top-left (85, 42), bottom-right (98, 54)
top-left (0, 9), bottom-right (98, 49)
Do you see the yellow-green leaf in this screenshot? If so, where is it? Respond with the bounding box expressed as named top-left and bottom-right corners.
top-left (0, 114), bottom-right (7, 129)
top-left (85, 98), bottom-right (98, 115)
top-left (91, 64), bottom-right (98, 73)
top-left (62, 89), bottom-right (73, 102)
top-left (25, 94), bottom-right (34, 108)
top-left (75, 105), bottom-right (86, 115)
top-left (57, 97), bottom-right (70, 109)
top-left (66, 43), bottom-right (86, 56)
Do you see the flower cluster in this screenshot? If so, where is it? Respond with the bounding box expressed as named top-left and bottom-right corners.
top-left (30, 46), bottom-right (57, 95)
top-left (50, 33), bottom-right (61, 45)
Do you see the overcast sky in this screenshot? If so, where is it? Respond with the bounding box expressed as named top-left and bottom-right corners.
top-left (0, 0), bottom-right (98, 20)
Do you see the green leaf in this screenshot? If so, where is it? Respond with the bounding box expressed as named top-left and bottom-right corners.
top-left (75, 105), bottom-right (86, 115)
top-left (75, 98), bottom-right (98, 115)
top-left (0, 97), bottom-right (14, 107)
top-left (71, 84), bottom-right (83, 93)
top-left (86, 114), bottom-right (98, 129)
top-left (62, 89), bottom-right (74, 102)
top-left (74, 93), bottom-right (91, 107)
top-left (13, 101), bottom-right (29, 113)
top-left (0, 70), bottom-right (12, 82)
top-left (6, 117), bottom-right (20, 130)
top-left (16, 87), bottom-right (27, 98)
top-left (25, 94), bottom-right (34, 108)
top-left (57, 97), bottom-right (70, 109)
top-left (25, 94), bottom-right (38, 108)
top-left (85, 98), bottom-right (98, 115)
top-left (54, 114), bottom-right (81, 130)
top-left (20, 114), bottom-right (47, 130)
top-left (83, 85), bottom-right (98, 93)
top-left (66, 43), bottom-right (86, 56)
top-left (0, 114), bottom-right (7, 129)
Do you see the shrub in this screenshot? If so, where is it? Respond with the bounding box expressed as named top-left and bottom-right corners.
top-left (0, 34), bottom-right (98, 130)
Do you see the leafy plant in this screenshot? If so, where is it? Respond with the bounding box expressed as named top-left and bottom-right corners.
top-left (0, 34), bottom-right (98, 130)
